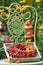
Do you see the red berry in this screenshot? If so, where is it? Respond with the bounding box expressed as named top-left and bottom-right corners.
top-left (7, 42), bottom-right (37, 58)
top-left (6, 35), bottom-right (10, 43)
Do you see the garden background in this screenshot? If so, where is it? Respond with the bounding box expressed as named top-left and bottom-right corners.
top-left (0, 0), bottom-right (43, 61)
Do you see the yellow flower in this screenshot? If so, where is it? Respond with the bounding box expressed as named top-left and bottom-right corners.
top-left (21, 13), bottom-right (24, 16)
top-left (0, 9), bottom-right (4, 12)
top-left (9, 56), bottom-right (12, 59)
top-left (25, 39), bottom-right (32, 43)
top-left (19, 0), bottom-right (26, 3)
top-left (5, 13), bottom-right (9, 17)
top-left (22, 5), bottom-right (26, 10)
top-left (24, 19), bottom-right (30, 26)
top-left (6, 6), bottom-right (9, 9)
top-left (6, 6), bottom-right (12, 11)
top-left (26, 19), bottom-right (30, 22)
top-left (6, 21), bottom-right (8, 25)
top-left (4, 58), bottom-right (8, 62)
top-left (4, 56), bottom-right (12, 62)
top-left (39, 24), bottom-right (43, 30)
top-left (26, 45), bottom-right (33, 52)
top-left (35, 0), bottom-right (41, 3)
top-left (16, 60), bottom-right (20, 64)
top-left (21, 5), bottom-right (28, 10)
top-left (14, 4), bottom-right (20, 9)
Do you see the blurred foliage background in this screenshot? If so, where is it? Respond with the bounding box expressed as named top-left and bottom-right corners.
top-left (0, 0), bottom-right (43, 60)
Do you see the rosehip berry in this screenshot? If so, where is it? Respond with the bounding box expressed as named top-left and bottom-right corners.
top-left (6, 35), bottom-right (10, 43)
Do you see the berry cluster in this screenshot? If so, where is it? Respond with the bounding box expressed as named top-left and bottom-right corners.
top-left (7, 42), bottom-right (37, 58)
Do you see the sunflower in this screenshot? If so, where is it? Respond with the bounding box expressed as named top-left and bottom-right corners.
top-left (22, 5), bottom-right (28, 10)
top-left (6, 6), bottom-right (9, 9)
top-left (25, 39), bottom-right (32, 43)
top-left (5, 13), bottom-right (9, 17)
top-left (19, 0), bottom-right (26, 3)
top-left (4, 58), bottom-right (8, 62)
top-left (35, 0), bottom-right (41, 3)
top-left (26, 19), bottom-right (30, 22)
top-left (16, 60), bottom-right (20, 64)
top-left (14, 4), bottom-right (20, 9)
top-left (26, 45), bottom-right (34, 52)
top-left (39, 24), bottom-right (43, 30)
top-left (0, 9), bottom-right (4, 12)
